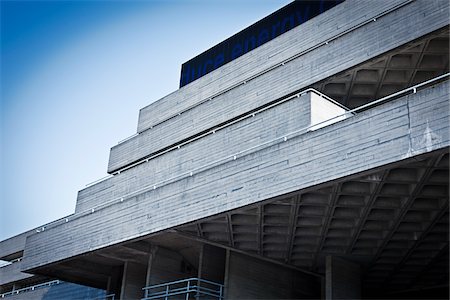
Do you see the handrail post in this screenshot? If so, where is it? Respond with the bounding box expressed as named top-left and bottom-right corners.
top-left (196, 278), bottom-right (200, 300)
top-left (186, 280), bottom-right (190, 300)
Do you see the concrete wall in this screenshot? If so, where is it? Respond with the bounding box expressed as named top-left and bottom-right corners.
top-left (1, 282), bottom-right (105, 300)
top-left (225, 251), bottom-right (319, 299)
top-left (147, 247), bottom-right (197, 286)
top-left (120, 261), bottom-right (146, 300)
top-left (22, 80), bottom-right (450, 272)
top-left (78, 92), bottom-right (313, 213)
top-left (104, 0), bottom-right (450, 173)
top-left (310, 93), bottom-right (348, 131)
top-left (0, 230), bottom-right (34, 260)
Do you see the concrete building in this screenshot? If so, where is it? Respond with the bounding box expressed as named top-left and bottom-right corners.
top-left (1, 0), bottom-right (449, 299)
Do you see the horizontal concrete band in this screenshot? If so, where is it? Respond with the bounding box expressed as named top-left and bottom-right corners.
top-left (108, 0), bottom-right (449, 173)
top-left (0, 229), bottom-right (35, 260)
top-left (22, 81), bottom-right (449, 272)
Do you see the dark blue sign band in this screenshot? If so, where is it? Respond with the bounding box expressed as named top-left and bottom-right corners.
top-left (180, 0), bottom-right (344, 88)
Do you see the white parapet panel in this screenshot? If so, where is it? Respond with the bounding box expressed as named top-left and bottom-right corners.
top-left (309, 92), bottom-right (351, 131)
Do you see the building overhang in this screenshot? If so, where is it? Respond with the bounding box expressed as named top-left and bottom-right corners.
top-left (20, 80), bottom-right (449, 287)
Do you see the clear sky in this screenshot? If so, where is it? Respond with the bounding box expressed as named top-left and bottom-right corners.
top-left (0, 0), bottom-right (291, 240)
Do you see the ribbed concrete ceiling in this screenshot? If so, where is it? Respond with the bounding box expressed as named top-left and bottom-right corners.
top-left (312, 26), bottom-right (449, 109)
top-left (177, 149), bottom-right (449, 295)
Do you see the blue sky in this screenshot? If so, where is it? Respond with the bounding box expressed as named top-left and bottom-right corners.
top-left (0, 0), bottom-right (291, 240)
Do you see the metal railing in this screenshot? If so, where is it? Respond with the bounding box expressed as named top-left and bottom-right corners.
top-left (0, 281), bottom-right (113, 299)
top-left (0, 257), bottom-right (22, 268)
top-left (0, 280), bottom-right (60, 298)
top-left (142, 278), bottom-right (224, 300)
top-left (33, 73), bottom-right (449, 236)
top-left (93, 293), bottom-right (116, 300)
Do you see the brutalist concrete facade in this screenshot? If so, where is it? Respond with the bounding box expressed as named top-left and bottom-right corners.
top-left (1, 0), bottom-right (449, 299)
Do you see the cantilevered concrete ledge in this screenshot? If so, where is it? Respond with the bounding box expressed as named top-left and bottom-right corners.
top-left (22, 80), bottom-right (449, 272)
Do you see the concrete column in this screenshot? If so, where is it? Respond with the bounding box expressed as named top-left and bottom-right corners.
top-left (198, 244), bottom-right (226, 283)
top-left (146, 247), bottom-right (197, 286)
top-left (106, 266), bottom-right (123, 298)
top-left (325, 256), bottom-right (361, 300)
top-left (224, 251), bottom-right (319, 299)
top-left (223, 249), bottom-right (231, 299)
top-left (145, 246), bottom-right (158, 287)
top-left (120, 261), bottom-right (147, 300)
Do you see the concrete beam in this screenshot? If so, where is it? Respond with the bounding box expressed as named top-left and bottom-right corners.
top-left (175, 231), bottom-right (320, 278)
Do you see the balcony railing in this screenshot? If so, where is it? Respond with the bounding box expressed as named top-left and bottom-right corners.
top-left (142, 278), bottom-right (224, 300)
top-left (0, 280), bottom-right (60, 298)
top-left (0, 280), bottom-right (112, 299)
